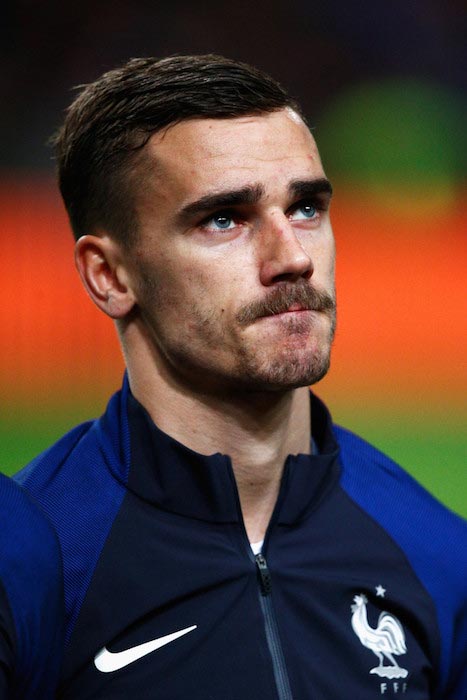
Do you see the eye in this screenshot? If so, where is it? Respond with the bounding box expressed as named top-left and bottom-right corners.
top-left (289, 202), bottom-right (318, 221)
top-left (202, 212), bottom-right (236, 231)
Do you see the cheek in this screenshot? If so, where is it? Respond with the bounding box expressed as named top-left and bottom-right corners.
top-left (321, 232), bottom-right (336, 272)
top-left (134, 257), bottom-right (187, 323)
top-left (135, 243), bottom-right (253, 324)
top-left (156, 268), bottom-right (230, 327)
top-left (327, 247), bottom-right (336, 280)
top-left (311, 239), bottom-right (335, 282)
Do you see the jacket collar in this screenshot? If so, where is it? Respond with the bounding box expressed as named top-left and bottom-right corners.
top-left (99, 374), bottom-right (341, 525)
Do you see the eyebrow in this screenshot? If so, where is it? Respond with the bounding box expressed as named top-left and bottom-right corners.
top-left (178, 184), bottom-right (265, 221)
top-left (177, 177), bottom-right (333, 223)
top-left (289, 178), bottom-right (333, 200)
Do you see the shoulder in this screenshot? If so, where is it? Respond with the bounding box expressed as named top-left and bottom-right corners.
top-left (334, 424), bottom-right (466, 544)
top-left (15, 385), bottom-right (130, 500)
top-left (0, 472), bottom-right (61, 574)
top-left (15, 420), bottom-right (94, 493)
top-left (13, 391), bottom-right (130, 645)
top-left (0, 474), bottom-right (64, 698)
top-left (334, 424), bottom-right (467, 698)
top-left (334, 424), bottom-right (467, 576)
top-left (13, 410), bottom-right (128, 542)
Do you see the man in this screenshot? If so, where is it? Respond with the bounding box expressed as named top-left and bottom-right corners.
top-left (0, 473), bottom-right (63, 698)
top-left (16, 55), bottom-right (466, 699)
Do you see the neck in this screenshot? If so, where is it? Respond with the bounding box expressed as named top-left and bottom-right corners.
top-left (123, 329), bottom-right (312, 544)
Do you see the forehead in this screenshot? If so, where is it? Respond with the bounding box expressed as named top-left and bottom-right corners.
top-left (144, 109), bottom-right (325, 200)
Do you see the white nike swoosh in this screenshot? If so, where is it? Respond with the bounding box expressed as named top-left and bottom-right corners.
top-left (94, 625), bottom-right (198, 673)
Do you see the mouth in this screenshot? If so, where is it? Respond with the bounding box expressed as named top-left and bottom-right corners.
top-left (236, 283), bottom-right (336, 327)
top-left (262, 303), bottom-right (320, 319)
top-left (256, 306), bottom-right (322, 327)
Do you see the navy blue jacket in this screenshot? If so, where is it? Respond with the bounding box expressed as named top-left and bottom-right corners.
top-left (0, 474), bottom-right (64, 699)
top-left (16, 377), bottom-right (467, 699)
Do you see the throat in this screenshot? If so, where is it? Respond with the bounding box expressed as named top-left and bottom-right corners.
top-left (240, 477), bottom-right (281, 545)
top-left (233, 419), bottom-right (313, 544)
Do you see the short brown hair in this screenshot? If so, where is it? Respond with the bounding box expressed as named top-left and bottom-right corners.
top-left (53, 54), bottom-right (303, 247)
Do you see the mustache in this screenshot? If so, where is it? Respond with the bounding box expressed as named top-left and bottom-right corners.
top-left (236, 282), bottom-right (336, 327)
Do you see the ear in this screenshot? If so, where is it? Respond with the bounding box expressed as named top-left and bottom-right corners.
top-left (74, 235), bottom-right (136, 319)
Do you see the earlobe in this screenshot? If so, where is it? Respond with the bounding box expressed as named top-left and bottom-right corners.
top-left (74, 235), bottom-right (136, 319)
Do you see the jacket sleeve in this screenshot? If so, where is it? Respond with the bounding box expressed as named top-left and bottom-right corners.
top-left (0, 474), bottom-right (65, 699)
top-left (445, 597), bottom-right (467, 700)
top-left (0, 581), bottom-right (15, 699)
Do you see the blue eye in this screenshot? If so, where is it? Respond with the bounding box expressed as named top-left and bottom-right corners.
top-left (212, 214), bottom-right (233, 229)
top-left (291, 203), bottom-right (317, 221)
top-left (202, 212), bottom-right (236, 231)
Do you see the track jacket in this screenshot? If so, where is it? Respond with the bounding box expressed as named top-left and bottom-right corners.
top-left (15, 376), bottom-right (467, 699)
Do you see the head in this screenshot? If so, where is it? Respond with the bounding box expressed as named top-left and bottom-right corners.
top-left (57, 56), bottom-right (336, 396)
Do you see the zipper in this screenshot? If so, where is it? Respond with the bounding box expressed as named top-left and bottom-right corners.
top-left (255, 553), bottom-right (294, 700)
top-left (227, 456), bottom-right (294, 700)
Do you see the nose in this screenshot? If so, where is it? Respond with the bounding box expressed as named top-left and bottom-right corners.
top-left (258, 213), bottom-right (314, 286)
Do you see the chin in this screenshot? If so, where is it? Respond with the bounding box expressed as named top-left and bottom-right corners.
top-left (235, 346), bottom-right (332, 392)
top-left (270, 357), bottom-right (331, 389)
top-left (231, 317), bottom-right (335, 392)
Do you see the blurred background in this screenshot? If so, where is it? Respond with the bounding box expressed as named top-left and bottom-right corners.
top-left (1, 0), bottom-right (465, 516)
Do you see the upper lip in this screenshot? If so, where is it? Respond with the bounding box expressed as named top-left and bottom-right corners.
top-left (265, 303), bottom-right (312, 317)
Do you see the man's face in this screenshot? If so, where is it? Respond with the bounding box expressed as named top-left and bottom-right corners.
top-left (127, 108), bottom-right (336, 394)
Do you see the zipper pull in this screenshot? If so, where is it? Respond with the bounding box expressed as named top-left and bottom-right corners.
top-left (255, 553), bottom-right (272, 596)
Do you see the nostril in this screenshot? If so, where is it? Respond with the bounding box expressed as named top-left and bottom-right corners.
top-left (271, 268), bottom-right (312, 284)
top-left (261, 257), bottom-right (314, 286)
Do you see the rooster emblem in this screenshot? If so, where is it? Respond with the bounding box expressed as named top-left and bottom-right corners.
top-left (351, 594), bottom-right (408, 679)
